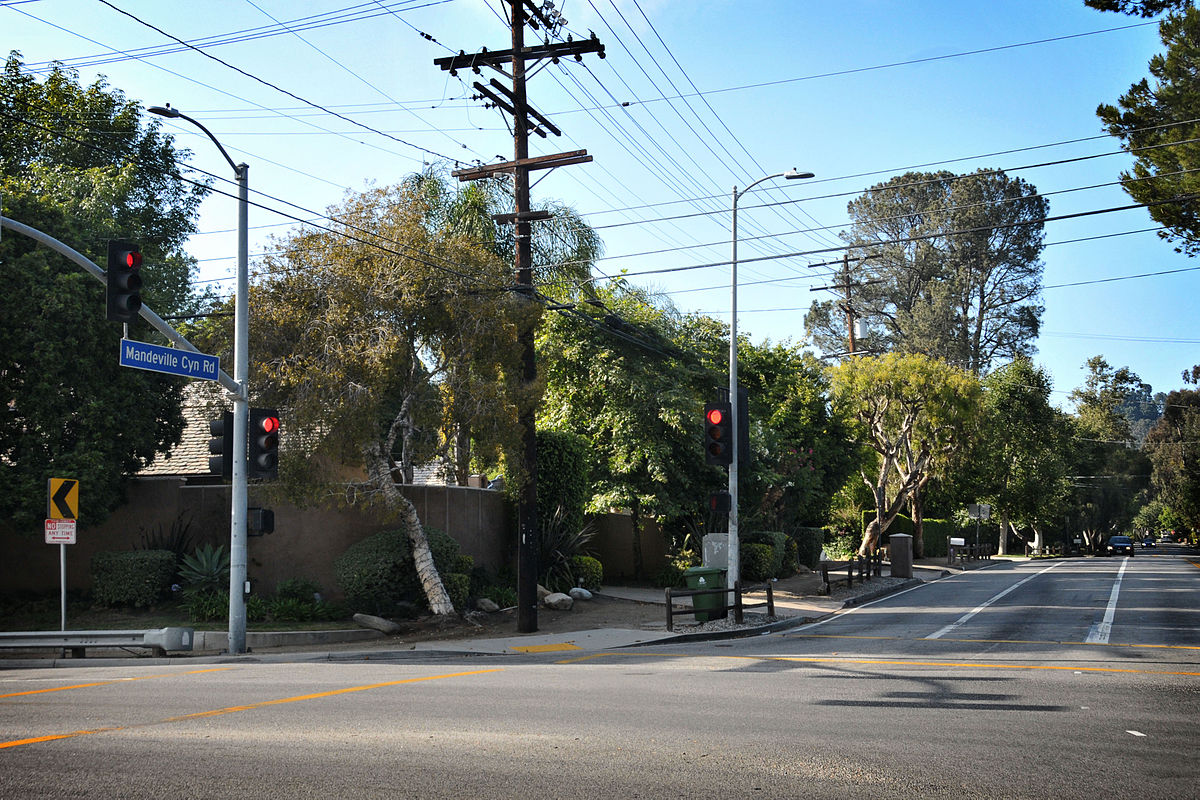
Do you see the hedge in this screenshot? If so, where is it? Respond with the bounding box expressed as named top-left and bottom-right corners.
top-left (91, 550), bottom-right (176, 608)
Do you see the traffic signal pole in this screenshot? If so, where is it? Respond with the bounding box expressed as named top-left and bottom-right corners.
top-left (228, 161), bottom-right (250, 655)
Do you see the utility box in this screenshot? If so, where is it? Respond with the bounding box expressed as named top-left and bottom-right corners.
top-left (702, 533), bottom-right (728, 571)
top-left (889, 533), bottom-right (913, 579)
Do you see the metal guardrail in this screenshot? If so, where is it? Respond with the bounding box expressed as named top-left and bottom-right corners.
top-left (0, 627), bottom-right (195, 658)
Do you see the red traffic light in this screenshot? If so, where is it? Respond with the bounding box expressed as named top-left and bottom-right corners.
top-left (124, 251), bottom-right (143, 269)
top-left (706, 407), bottom-right (725, 426)
top-left (257, 415), bottom-right (280, 434)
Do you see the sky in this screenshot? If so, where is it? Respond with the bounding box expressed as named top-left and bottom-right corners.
top-left (4, 0), bottom-right (1198, 408)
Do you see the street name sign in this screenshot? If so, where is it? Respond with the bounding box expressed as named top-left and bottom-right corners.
top-left (45, 519), bottom-right (76, 544)
top-left (119, 339), bottom-right (219, 381)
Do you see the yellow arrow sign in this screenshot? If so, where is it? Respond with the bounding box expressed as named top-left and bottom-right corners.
top-left (47, 478), bottom-right (79, 520)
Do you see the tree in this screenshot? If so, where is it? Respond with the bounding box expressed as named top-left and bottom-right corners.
top-left (737, 343), bottom-right (860, 534)
top-left (243, 176), bottom-right (529, 615)
top-left (806, 169), bottom-right (1046, 374)
top-left (0, 53), bottom-right (207, 531)
top-left (1066, 357), bottom-right (1153, 546)
top-left (537, 282), bottom-right (720, 578)
top-left (975, 359), bottom-right (1073, 554)
top-left (1097, 8), bottom-right (1200, 255)
top-left (829, 353), bottom-right (982, 556)
top-left (1143, 371), bottom-right (1200, 530)
top-left (1085, 1), bottom-right (1190, 18)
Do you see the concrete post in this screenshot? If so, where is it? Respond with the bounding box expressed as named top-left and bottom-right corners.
top-left (889, 533), bottom-right (913, 579)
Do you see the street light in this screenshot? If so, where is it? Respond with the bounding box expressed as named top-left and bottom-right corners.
top-left (728, 168), bottom-right (814, 595)
top-left (149, 103), bottom-right (252, 655)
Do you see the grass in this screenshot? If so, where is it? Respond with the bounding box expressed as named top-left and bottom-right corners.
top-left (1, 593), bottom-right (356, 632)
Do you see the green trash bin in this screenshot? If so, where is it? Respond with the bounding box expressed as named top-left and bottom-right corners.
top-left (684, 566), bottom-right (727, 622)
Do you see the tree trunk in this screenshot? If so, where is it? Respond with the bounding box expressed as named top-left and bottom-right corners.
top-left (630, 497), bottom-right (644, 582)
top-left (909, 482), bottom-right (926, 559)
top-left (998, 509), bottom-right (1009, 556)
top-left (364, 440), bottom-right (454, 615)
top-left (453, 424), bottom-right (471, 486)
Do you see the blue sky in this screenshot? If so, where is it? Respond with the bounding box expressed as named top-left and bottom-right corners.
top-left (5, 0), bottom-right (1198, 406)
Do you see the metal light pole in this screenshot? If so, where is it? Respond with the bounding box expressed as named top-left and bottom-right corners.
top-left (149, 104), bottom-right (251, 654)
top-left (728, 169), bottom-right (813, 594)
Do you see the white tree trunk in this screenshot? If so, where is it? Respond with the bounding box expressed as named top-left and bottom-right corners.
top-left (364, 441), bottom-right (455, 615)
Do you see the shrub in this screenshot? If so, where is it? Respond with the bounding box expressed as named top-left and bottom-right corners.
top-left (136, 514), bottom-right (195, 574)
top-left (537, 429), bottom-right (591, 538)
top-left (443, 573), bottom-right (470, 612)
top-left (179, 544), bottom-right (230, 595)
top-left (184, 590), bottom-right (228, 622)
top-left (482, 584), bottom-right (517, 608)
top-left (653, 550), bottom-right (698, 588)
top-left (538, 508), bottom-right (597, 592)
top-left (333, 526), bottom-right (464, 614)
top-left (571, 555), bottom-right (603, 590)
top-left (269, 597), bottom-right (319, 622)
top-left (745, 531), bottom-right (788, 577)
top-left (823, 527), bottom-right (859, 560)
top-left (740, 542), bottom-right (775, 582)
top-left (246, 593), bottom-right (269, 622)
top-left (91, 550), bottom-right (176, 608)
top-left (274, 577), bottom-right (322, 603)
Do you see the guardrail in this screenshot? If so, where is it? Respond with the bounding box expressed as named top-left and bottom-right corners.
top-left (664, 581), bottom-right (774, 632)
top-left (0, 627), bottom-right (195, 658)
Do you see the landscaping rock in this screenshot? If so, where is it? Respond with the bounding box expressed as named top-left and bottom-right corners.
top-left (352, 613), bottom-right (403, 635)
top-left (476, 597), bottom-right (500, 613)
top-left (543, 592), bottom-right (574, 610)
top-left (568, 587), bottom-right (593, 601)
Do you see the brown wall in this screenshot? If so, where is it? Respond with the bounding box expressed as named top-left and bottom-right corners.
top-left (2, 478), bottom-right (668, 599)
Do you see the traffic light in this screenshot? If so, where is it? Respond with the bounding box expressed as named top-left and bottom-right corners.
top-left (208, 411), bottom-right (233, 479)
top-left (708, 491), bottom-right (731, 515)
top-left (106, 240), bottom-right (143, 324)
top-left (248, 408), bottom-right (280, 480)
top-left (704, 401), bottom-right (733, 465)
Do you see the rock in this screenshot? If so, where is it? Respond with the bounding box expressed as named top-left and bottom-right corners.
top-left (543, 592), bottom-right (574, 610)
top-left (568, 587), bottom-right (593, 601)
top-left (476, 597), bottom-right (500, 613)
top-left (537, 584), bottom-right (551, 602)
top-left (353, 612), bottom-right (403, 635)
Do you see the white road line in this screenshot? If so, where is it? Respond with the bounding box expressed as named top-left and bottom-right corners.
top-left (1086, 557), bottom-right (1129, 644)
top-left (924, 562), bottom-right (1065, 639)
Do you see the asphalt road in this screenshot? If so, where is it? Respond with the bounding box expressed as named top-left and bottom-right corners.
top-left (2, 549), bottom-right (1198, 799)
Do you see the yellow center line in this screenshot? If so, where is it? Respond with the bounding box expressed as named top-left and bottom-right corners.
top-left (0, 668), bottom-right (501, 750)
top-left (0, 668), bottom-right (234, 699)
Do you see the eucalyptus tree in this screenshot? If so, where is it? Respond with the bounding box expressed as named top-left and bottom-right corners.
top-left (1, 54), bottom-right (207, 531)
top-left (807, 169), bottom-right (1046, 374)
top-left (830, 353), bottom-right (982, 555)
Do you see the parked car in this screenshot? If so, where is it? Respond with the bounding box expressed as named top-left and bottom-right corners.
top-left (1106, 535), bottom-right (1135, 556)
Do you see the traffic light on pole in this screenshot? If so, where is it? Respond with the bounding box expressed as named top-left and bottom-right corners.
top-left (208, 411), bottom-right (233, 480)
top-left (105, 240), bottom-right (143, 324)
top-left (704, 401), bottom-right (733, 466)
top-left (248, 408), bottom-right (280, 480)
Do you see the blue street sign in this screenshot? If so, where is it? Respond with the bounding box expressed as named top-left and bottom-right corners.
top-left (119, 339), bottom-right (220, 381)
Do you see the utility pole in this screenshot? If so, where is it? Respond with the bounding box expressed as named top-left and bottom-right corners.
top-left (434, 1), bottom-right (603, 633)
top-left (810, 254), bottom-right (880, 358)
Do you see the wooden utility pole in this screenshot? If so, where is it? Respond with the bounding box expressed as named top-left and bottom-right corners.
top-left (810, 254), bottom-right (880, 358)
top-left (435, 1), bottom-right (603, 633)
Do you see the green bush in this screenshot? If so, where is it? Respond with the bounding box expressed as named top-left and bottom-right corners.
top-left (482, 584), bottom-right (517, 608)
top-left (823, 527), bottom-right (859, 560)
top-left (443, 573), bottom-right (470, 612)
top-left (269, 597), bottom-right (320, 622)
top-left (653, 550), bottom-right (698, 588)
top-left (740, 543), bottom-right (775, 582)
top-left (333, 526), bottom-right (464, 614)
top-left (538, 509), bottom-right (597, 592)
top-left (571, 555), bottom-right (603, 590)
top-left (246, 593), bottom-right (269, 622)
top-left (91, 550), bottom-right (176, 608)
top-left (537, 429), bottom-right (591, 538)
top-left (745, 531), bottom-right (789, 577)
top-left (274, 577), bottom-right (321, 603)
top-left (184, 589), bottom-right (228, 622)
